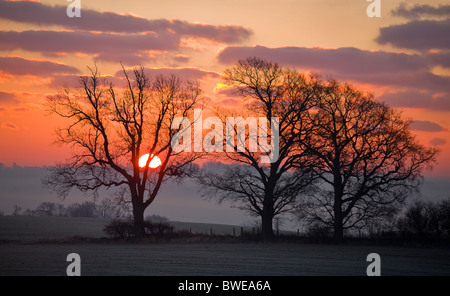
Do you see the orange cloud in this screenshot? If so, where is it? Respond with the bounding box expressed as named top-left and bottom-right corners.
top-left (1, 122), bottom-right (19, 130)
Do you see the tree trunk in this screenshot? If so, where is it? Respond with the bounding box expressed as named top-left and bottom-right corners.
top-left (333, 173), bottom-right (344, 243)
top-left (261, 212), bottom-right (273, 241)
top-left (333, 201), bottom-right (344, 243)
top-left (333, 218), bottom-right (343, 243)
top-left (132, 200), bottom-right (146, 238)
top-left (261, 192), bottom-right (274, 241)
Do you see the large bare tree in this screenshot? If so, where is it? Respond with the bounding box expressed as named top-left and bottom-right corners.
top-left (44, 65), bottom-right (202, 237)
top-left (198, 58), bottom-right (320, 241)
top-left (299, 80), bottom-right (438, 242)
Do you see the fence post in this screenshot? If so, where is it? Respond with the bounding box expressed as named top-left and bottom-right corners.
top-left (210, 228), bottom-right (213, 236)
top-left (241, 227), bottom-right (243, 236)
top-left (233, 227), bottom-right (235, 237)
top-left (297, 229), bottom-right (300, 237)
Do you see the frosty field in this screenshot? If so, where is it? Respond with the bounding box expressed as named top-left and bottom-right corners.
top-left (0, 216), bottom-right (449, 276)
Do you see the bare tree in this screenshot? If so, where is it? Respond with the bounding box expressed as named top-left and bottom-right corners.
top-left (12, 205), bottom-right (22, 216)
top-left (35, 202), bottom-right (58, 217)
top-left (44, 65), bottom-right (202, 237)
top-left (299, 80), bottom-right (438, 242)
top-left (67, 201), bottom-right (98, 218)
top-left (197, 58), bottom-right (319, 241)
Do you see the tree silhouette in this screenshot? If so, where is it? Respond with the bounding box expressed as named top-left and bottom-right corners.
top-left (197, 58), bottom-right (319, 241)
top-left (44, 65), bottom-right (202, 237)
top-left (298, 80), bottom-right (438, 242)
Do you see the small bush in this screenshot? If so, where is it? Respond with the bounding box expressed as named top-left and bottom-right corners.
top-left (144, 220), bottom-right (174, 236)
top-left (103, 218), bottom-right (174, 238)
top-left (103, 219), bottom-right (135, 238)
top-left (307, 223), bottom-right (331, 240)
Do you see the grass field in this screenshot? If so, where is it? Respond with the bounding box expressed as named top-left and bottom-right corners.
top-left (1, 216), bottom-right (449, 276)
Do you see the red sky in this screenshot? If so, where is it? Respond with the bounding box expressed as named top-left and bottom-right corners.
top-left (0, 0), bottom-right (450, 177)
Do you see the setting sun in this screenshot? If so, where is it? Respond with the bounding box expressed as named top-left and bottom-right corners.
top-left (138, 154), bottom-right (162, 169)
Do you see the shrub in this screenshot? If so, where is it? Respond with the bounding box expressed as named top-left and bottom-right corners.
top-left (103, 219), bottom-right (135, 238)
top-left (307, 223), bottom-right (332, 240)
top-left (103, 219), bottom-right (174, 238)
top-left (144, 220), bottom-right (174, 236)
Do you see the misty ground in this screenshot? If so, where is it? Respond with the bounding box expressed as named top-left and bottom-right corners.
top-left (0, 216), bottom-right (449, 276)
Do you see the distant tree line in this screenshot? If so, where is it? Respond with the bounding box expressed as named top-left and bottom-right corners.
top-left (103, 218), bottom-right (173, 238)
top-left (13, 201), bottom-right (105, 218)
top-left (12, 200), bottom-right (169, 221)
top-left (305, 197), bottom-right (450, 241)
top-left (393, 198), bottom-right (450, 240)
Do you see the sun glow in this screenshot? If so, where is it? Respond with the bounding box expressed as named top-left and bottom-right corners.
top-left (138, 154), bottom-right (162, 169)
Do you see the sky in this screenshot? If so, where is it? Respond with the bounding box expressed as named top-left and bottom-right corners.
top-left (0, 0), bottom-right (449, 220)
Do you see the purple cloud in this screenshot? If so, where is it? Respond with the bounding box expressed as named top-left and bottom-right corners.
top-left (217, 46), bottom-right (450, 92)
top-left (0, 122), bottom-right (18, 130)
top-left (0, 56), bottom-right (79, 76)
top-left (0, 30), bottom-right (179, 63)
top-left (173, 55), bottom-right (190, 64)
top-left (170, 20), bottom-right (252, 44)
top-left (426, 52), bottom-right (450, 69)
top-left (0, 1), bottom-right (252, 63)
top-left (410, 120), bottom-right (447, 132)
top-left (216, 98), bottom-right (241, 106)
top-left (378, 91), bottom-right (432, 109)
top-left (0, 1), bottom-right (251, 43)
top-left (378, 90), bottom-right (450, 111)
top-left (50, 67), bottom-right (219, 88)
top-left (50, 73), bottom-right (122, 89)
top-left (115, 67), bottom-right (219, 81)
top-left (429, 138), bottom-right (446, 146)
top-left (218, 46), bottom-right (427, 75)
top-left (0, 26), bottom-right (249, 63)
top-left (376, 19), bottom-right (450, 50)
top-left (392, 3), bottom-right (450, 19)
top-left (0, 91), bottom-right (19, 105)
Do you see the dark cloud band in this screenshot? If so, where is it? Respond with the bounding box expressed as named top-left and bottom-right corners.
top-left (376, 19), bottom-right (450, 50)
top-left (410, 120), bottom-right (447, 132)
top-left (217, 45), bottom-right (450, 92)
top-left (0, 56), bottom-right (79, 76)
top-left (392, 3), bottom-right (450, 19)
top-left (0, 0), bottom-right (251, 42)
